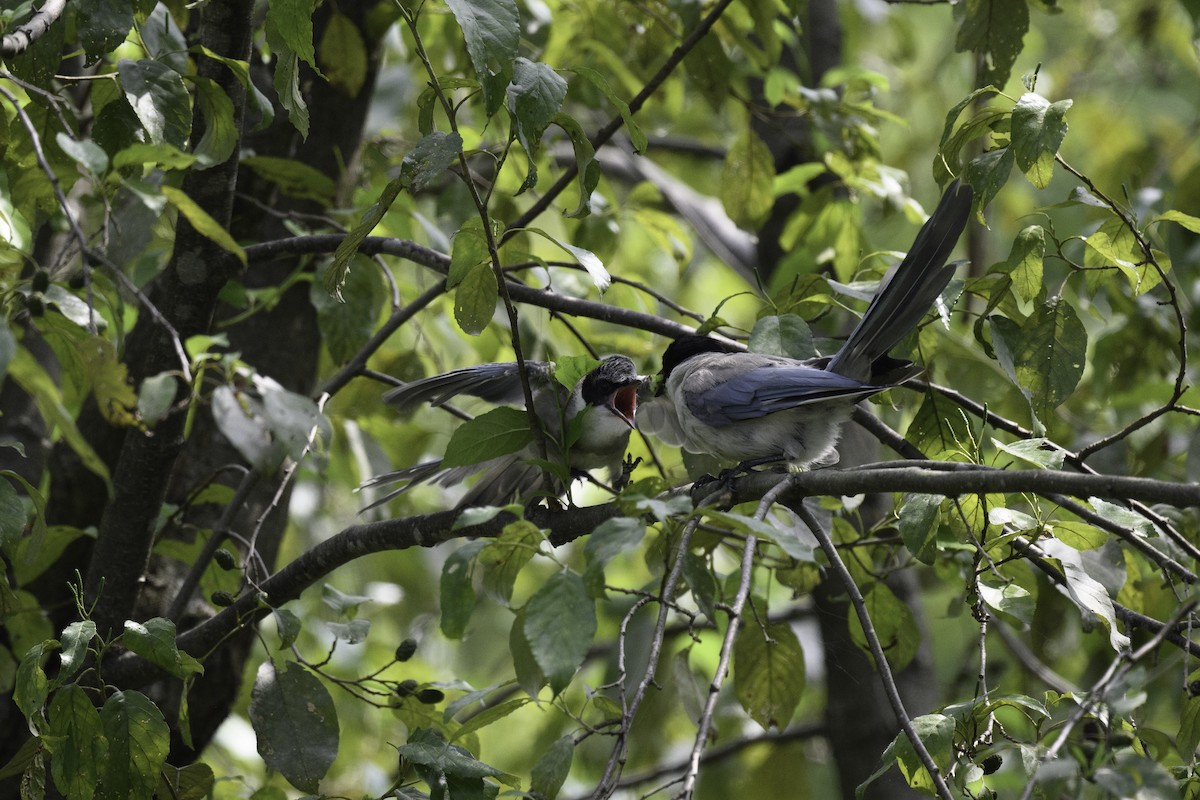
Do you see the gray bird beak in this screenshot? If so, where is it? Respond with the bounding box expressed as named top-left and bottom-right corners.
top-left (609, 382), bottom-right (639, 428)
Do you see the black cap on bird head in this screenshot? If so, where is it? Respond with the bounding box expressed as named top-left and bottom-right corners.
top-left (660, 335), bottom-right (741, 382)
top-left (580, 355), bottom-right (642, 426)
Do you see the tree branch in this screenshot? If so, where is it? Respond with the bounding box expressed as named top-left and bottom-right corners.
top-left (0, 0), bottom-right (66, 57)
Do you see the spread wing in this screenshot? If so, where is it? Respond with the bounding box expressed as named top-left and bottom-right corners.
top-left (383, 361), bottom-right (555, 411)
top-left (686, 364), bottom-right (883, 425)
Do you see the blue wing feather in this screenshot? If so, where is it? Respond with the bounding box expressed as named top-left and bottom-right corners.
top-left (687, 366), bottom-right (883, 425)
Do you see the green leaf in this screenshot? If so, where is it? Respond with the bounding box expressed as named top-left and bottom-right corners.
top-left (77, 0), bottom-right (133, 62)
top-left (399, 729), bottom-right (517, 785)
top-left (55, 621), bottom-right (97, 687)
top-left (997, 225), bottom-right (1045, 303)
top-left (122, 618), bottom-right (203, 680)
top-left (454, 262), bottom-right (499, 335)
top-left (441, 541), bottom-right (487, 639)
top-left (1179, 671), bottom-right (1200, 758)
top-left (569, 66), bottom-right (645, 152)
top-left (195, 45), bottom-right (275, 132)
top-left (242, 156), bottom-right (337, 205)
top-left (156, 763), bottom-right (215, 800)
top-left (530, 735), bottom-right (574, 800)
top-left (734, 621), bottom-right (805, 730)
top-left (161, 186), bottom-right (247, 266)
top-left (312, 259), bottom-right (384, 364)
top-left (46, 685), bottom-right (107, 800)
top-left (273, 609), bottom-right (302, 650)
top-left (137, 373), bottom-right (177, 428)
top-left (524, 572), bottom-right (596, 694)
top-left (749, 315), bottom-right (816, 359)
top-left (509, 57), bottom-right (567, 191)
top-left (441, 407), bottom-right (534, 469)
top-left (55, 133), bottom-right (109, 176)
top-left (326, 175), bottom-right (406, 298)
top-left (449, 697), bottom-right (530, 743)
top-left (99, 690), bottom-right (169, 800)
top-left (1040, 540), bottom-right (1129, 651)
top-left (318, 11), bottom-right (368, 97)
top-left (445, 0), bottom-right (519, 115)
top-left (582, 517), bottom-right (645, 597)
top-left (897, 494), bottom-right (943, 565)
top-left (552, 113), bottom-right (601, 218)
top-left (117, 59), bottom-right (190, 148)
top-left (321, 584), bottom-right (373, 617)
top-left (406, 131), bottom-right (464, 193)
top-left (1156, 209), bottom-right (1200, 234)
top-left (1083, 218), bottom-right (1158, 295)
top-left (524, 227), bottom-right (610, 292)
top-left (977, 575), bottom-right (1034, 625)
top-left (192, 77), bottom-right (238, 168)
top-left (1010, 94), bottom-right (1070, 189)
top-left (847, 583), bottom-right (920, 672)
top-left (893, 714), bottom-right (954, 793)
top-left (478, 520), bottom-right (542, 606)
top-left (0, 475), bottom-right (26, 556)
top-left (266, 0), bottom-right (317, 68)
top-left (510, 606), bottom-right (546, 697)
top-left (990, 299), bottom-right (1086, 422)
top-left (15, 640), bottom-right (56, 721)
top-left (991, 437), bottom-right (1064, 468)
top-left (963, 146), bottom-right (1015, 220)
top-left (681, 551), bottom-right (717, 621)
top-left (448, 219), bottom-right (496, 289)
top-left (954, 0), bottom-right (1030, 88)
top-left (721, 128), bottom-right (775, 229)
top-left (248, 661), bottom-right (339, 793)
top-left (269, 45), bottom-right (309, 138)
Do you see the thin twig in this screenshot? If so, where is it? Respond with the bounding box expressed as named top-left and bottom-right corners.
top-left (796, 500), bottom-right (956, 800)
top-left (0, 0), bottom-right (67, 57)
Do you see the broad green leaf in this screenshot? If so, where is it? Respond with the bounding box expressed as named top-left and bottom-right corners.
top-left (117, 59), bottom-right (190, 148)
top-left (509, 57), bottom-right (567, 191)
top-left (569, 66), bottom-right (646, 152)
top-left (681, 551), bottom-right (717, 621)
top-left (977, 575), bottom-right (1034, 625)
top-left (445, 0), bottom-right (519, 114)
top-left (270, 46), bottom-right (308, 138)
top-left (2, 586), bottom-right (54, 659)
top-left (991, 437), bottom-right (1064, 468)
top-left (326, 175), bottom-right (406, 298)
top-left (266, 0), bottom-right (317, 68)
top-left (0, 736), bottom-right (43, 782)
top-left (321, 584), bottom-right (373, 617)
top-left (847, 583), bottom-right (920, 671)
top-left (139, 5), bottom-right (188, 74)
top-left (192, 77), bottom-right (238, 168)
top-left (1049, 520), bottom-right (1106, 550)
top-left (525, 228), bottom-right (609, 292)
top-left (1156, 209), bottom-right (1200, 234)
top-left (524, 572), bottom-right (596, 694)
top-left (990, 299), bottom-right (1086, 422)
top-left (273, 609), bottom-right (302, 650)
top-left (582, 517), bottom-right (645, 597)
top-left (261, 383), bottom-right (332, 462)
top-left (14, 640), bottom-right (56, 721)
top-left (1040, 539), bottom-right (1130, 650)
top-left (327, 619), bottom-right (370, 644)
top-left (553, 355), bottom-right (600, 392)
top-left (99, 690), bottom-right (170, 800)
top-left (551, 113), bottom-right (600, 218)
top-left (448, 218), bottom-right (496, 288)
top-left (1179, 670), bottom-right (1200, 758)
top-left (954, 0), bottom-right (1030, 88)
top-left (997, 225), bottom-right (1045, 303)
top-left (55, 133), bottom-right (109, 175)
top-left (156, 763), bottom-right (215, 800)
top-left (211, 385), bottom-right (272, 468)
top-left (0, 475), bottom-right (25, 556)
top-left (893, 714), bottom-right (955, 794)
top-left (454, 261), bottom-right (499, 335)
top-left (318, 11), bottom-right (368, 97)
top-left (734, 621), bottom-right (805, 730)
top-left (311, 259), bottom-right (384, 364)
top-left (43, 329), bottom-right (139, 428)
top-left (478, 520), bottom-right (542, 606)
top-left (749, 314), bottom-right (816, 359)
top-left (248, 661), bottom-right (339, 793)
top-left (510, 606), bottom-right (546, 697)
top-left (441, 541), bottom-right (487, 639)
top-left (161, 186), bottom-right (247, 266)
top-left (122, 618), bottom-right (203, 680)
top-left (194, 46), bottom-right (275, 132)
top-left (530, 735), bottom-right (574, 800)
top-left (46, 684), bottom-right (107, 800)
top-left (898, 493), bottom-right (943, 565)
top-left (963, 146), bottom-right (1015, 221)
top-left (55, 621), bottom-right (97, 687)
top-left (398, 729), bottom-right (518, 786)
top-left (1083, 218), bottom-right (1159, 295)
top-left (450, 697), bottom-right (530, 743)
top-left (77, 0), bottom-right (133, 62)
top-left (242, 156), bottom-right (337, 205)
top-left (441, 407), bottom-right (534, 469)
top-left (1010, 93), bottom-right (1070, 189)
top-left (137, 373), bottom-right (177, 427)
top-left (407, 131), bottom-right (464, 193)
top-left (9, 347), bottom-right (111, 491)
top-left (721, 128), bottom-right (775, 229)
top-left (111, 142), bottom-right (197, 171)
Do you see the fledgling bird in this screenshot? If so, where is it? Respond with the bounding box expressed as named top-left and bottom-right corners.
top-left (641, 179), bottom-right (974, 469)
top-left (362, 355), bottom-right (642, 510)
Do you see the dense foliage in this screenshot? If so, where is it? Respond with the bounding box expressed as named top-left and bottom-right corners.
top-left (2, 0), bottom-right (1200, 798)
